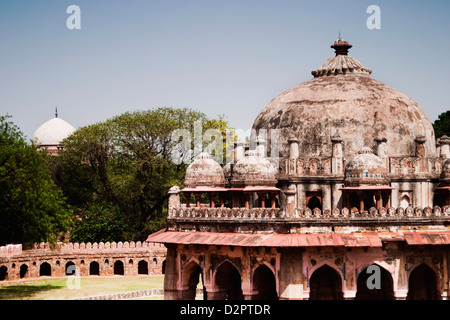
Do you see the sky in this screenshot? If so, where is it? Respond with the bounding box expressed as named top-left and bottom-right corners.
top-left (0, 0), bottom-right (449, 141)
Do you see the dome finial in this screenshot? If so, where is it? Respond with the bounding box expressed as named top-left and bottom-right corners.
top-left (55, 106), bottom-right (58, 118)
top-left (331, 36), bottom-right (352, 56)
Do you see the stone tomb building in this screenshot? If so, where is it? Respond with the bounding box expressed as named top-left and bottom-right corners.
top-left (147, 38), bottom-right (450, 300)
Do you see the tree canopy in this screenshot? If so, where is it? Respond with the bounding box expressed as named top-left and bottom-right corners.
top-left (0, 115), bottom-right (72, 246)
top-left (433, 110), bottom-right (450, 139)
top-left (53, 107), bottom-right (234, 243)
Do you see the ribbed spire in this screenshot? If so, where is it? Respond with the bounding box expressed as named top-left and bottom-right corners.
top-left (311, 38), bottom-right (372, 78)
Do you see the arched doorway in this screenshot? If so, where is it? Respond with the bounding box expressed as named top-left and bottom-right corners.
top-left (309, 265), bottom-right (343, 300)
top-left (400, 195), bottom-right (410, 209)
top-left (355, 265), bottom-right (395, 300)
top-left (0, 266), bottom-right (7, 281)
top-left (20, 264), bottom-right (28, 279)
top-left (181, 260), bottom-right (205, 300)
top-left (138, 260), bottom-right (148, 275)
top-left (89, 261), bottom-right (100, 275)
top-left (307, 196), bottom-right (322, 211)
top-left (253, 264), bottom-right (278, 300)
top-left (214, 261), bottom-right (243, 300)
top-left (114, 260), bottom-right (124, 275)
top-left (40, 262), bottom-right (51, 276)
top-left (407, 264), bottom-right (441, 300)
top-left (65, 261), bottom-right (76, 275)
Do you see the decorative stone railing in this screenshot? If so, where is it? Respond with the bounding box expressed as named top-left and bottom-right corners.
top-left (287, 205), bottom-right (450, 220)
top-left (279, 156), bottom-right (444, 177)
top-left (31, 241), bottom-right (165, 253)
top-left (0, 244), bottom-right (22, 257)
top-left (168, 205), bottom-right (450, 221)
top-left (169, 207), bottom-right (282, 220)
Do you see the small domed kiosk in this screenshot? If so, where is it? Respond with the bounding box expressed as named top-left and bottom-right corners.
top-left (341, 147), bottom-right (393, 211)
top-left (182, 152), bottom-right (227, 208)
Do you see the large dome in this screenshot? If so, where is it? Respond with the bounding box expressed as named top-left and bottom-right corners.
top-left (252, 38), bottom-right (436, 159)
top-left (33, 116), bottom-right (76, 146)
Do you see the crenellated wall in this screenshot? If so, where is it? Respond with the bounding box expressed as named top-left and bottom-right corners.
top-left (0, 244), bottom-right (22, 256)
top-left (0, 241), bottom-right (167, 282)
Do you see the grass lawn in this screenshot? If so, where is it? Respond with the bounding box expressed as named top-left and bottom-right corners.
top-left (0, 275), bottom-right (164, 300)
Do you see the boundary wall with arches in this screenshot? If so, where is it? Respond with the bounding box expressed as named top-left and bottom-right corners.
top-left (0, 241), bottom-right (167, 282)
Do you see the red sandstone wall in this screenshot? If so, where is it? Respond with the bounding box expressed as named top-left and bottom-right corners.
top-left (0, 241), bottom-right (167, 282)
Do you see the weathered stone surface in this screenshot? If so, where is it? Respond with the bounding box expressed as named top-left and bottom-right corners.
top-left (252, 40), bottom-right (435, 159)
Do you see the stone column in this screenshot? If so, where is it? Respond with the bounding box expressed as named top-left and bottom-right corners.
top-left (285, 184), bottom-right (297, 216)
top-left (436, 141), bottom-right (441, 158)
top-left (168, 186), bottom-right (180, 211)
top-left (414, 135), bottom-right (426, 158)
top-left (440, 136), bottom-right (450, 159)
top-left (234, 140), bottom-right (245, 163)
top-left (163, 244), bottom-right (179, 300)
top-left (331, 133), bottom-right (343, 175)
top-left (209, 191), bottom-right (216, 208)
top-left (256, 137), bottom-right (266, 158)
top-left (322, 184), bottom-right (332, 211)
top-left (279, 248), bottom-right (304, 300)
top-left (297, 183), bottom-right (306, 211)
top-left (375, 137), bottom-right (389, 168)
top-left (288, 137), bottom-right (299, 159)
top-left (194, 193), bottom-right (202, 207)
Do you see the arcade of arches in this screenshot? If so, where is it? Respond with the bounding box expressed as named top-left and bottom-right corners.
top-left (0, 244), bottom-right (166, 281)
top-left (164, 244), bottom-right (448, 300)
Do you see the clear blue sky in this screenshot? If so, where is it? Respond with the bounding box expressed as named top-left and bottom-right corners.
top-left (1, 0), bottom-right (449, 141)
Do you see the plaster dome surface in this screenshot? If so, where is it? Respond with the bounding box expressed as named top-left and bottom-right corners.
top-left (184, 152), bottom-right (226, 188)
top-left (231, 150), bottom-right (278, 186)
top-left (252, 38), bottom-right (436, 159)
top-left (33, 117), bottom-right (76, 146)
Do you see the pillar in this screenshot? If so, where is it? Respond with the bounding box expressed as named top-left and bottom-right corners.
top-left (244, 192), bottom-right (250, 209)
top-left (439, 136), bottom-right (450, 159)
top-left (257, 192), bottom-right (267, 208)
top-left (279, 248), bottom-right (304, 300)
top-left (375, 137), bottom-right (389, 168)
top-left (270, 192), bottom-right (276, 209)
top-left (194, 193), bottom-right (202, 207)
top-left (322, 185), bottom-right (332, 211)
top-left (168, 186), bottom-right (180, 211)
top-left (285, 184), bottom-right (297, 216)
top-left (209, 192), bottom-right (216, 208)
top-left (375, 192), bottom-right (382, 209)
top-left (234, 140), bottom-right (245, 163)
top-left (185, 192), bottom-right (191, 208)
top-left (414, 135), bottom-right (426, 158)
top-left (256, 137), bottom-right (266, 158)
top-left (331, 133), bottom-right (343, 175)
top-left (163, 244), bottom-right (179, 300)
top-left (288, 137), bottom-right (299, 159)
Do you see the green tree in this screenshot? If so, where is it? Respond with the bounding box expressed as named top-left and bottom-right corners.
top-left (55, 107), bottom-right (234, 241)
top-left (69, 202), bottom-right (131, 243)
top-left (0, 115), bottom-right (72, 246)
top-left (433, 110), bottom-right (450, 139)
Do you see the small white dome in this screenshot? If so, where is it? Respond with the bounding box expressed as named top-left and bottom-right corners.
top-left (33, 117), bottom-right (76, 146)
